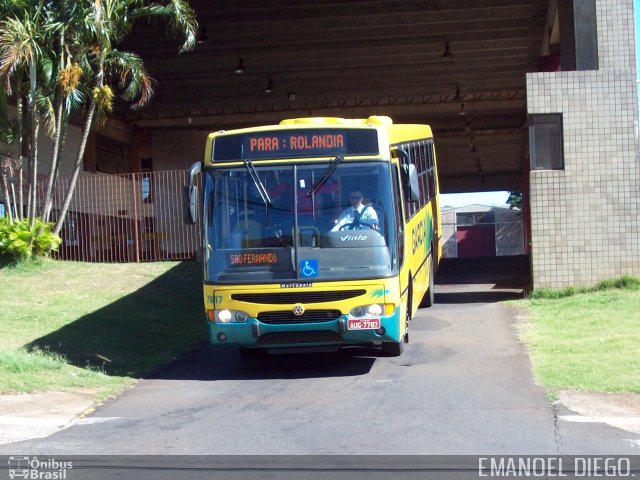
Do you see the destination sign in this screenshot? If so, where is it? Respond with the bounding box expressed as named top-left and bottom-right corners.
top-left (227, 252), bottom-right (279, 266)
top-left (212, 129), bottom-right (379, 161)
top-left (247, 133), bottom-right (345, 154)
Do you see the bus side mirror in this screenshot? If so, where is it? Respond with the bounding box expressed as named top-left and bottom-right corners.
top-left (184, 161), bottom-right (201, 224)
top-left (402, 163), bottom-right (420, 203)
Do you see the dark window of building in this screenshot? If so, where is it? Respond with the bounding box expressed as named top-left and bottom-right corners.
top-left (529, 114), bottom-right (564, 170)
top-left (96, 135), bottom-right (129, 174)
top-left (140, 157), bottom-right (153, 203)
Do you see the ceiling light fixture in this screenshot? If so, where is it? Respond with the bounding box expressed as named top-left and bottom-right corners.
top-left (265, 76), bottom-right (274, 93)
top-left (453, 84), bottom-right (461, 101)
top-left (235, 57), bottom-right (245, 74)
top-left (196, 25), bottom-right (208, 44)
top-left (441, 38), bottom-right (452, 59)
top-left (464, 120), bottom-right (472, 134)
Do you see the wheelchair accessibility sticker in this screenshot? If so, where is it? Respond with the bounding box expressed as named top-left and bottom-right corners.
top-left (300, 259), bottom-right (319, 278)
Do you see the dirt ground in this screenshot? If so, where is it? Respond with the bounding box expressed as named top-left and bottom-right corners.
top-left (0, 389), bottom-right (100, 445)
top-left (558, 390), bottom-right (640, 435)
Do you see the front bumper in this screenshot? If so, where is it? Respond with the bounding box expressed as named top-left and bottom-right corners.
top-left (207, 307), bottom-right (402, 349)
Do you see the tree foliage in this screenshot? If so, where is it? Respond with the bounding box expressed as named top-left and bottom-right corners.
top-left (0, 0), bottom-right (197, 253)
top-left (507, 191), bottom-right (523, 210)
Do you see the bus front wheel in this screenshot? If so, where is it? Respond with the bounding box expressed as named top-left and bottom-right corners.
top-left (382, 280), bottom-right (411, 356)
top-left (381, 339), bottom-right (405, 356)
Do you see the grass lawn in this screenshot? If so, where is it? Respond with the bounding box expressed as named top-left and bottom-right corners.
top-left (514, 283), bottom-right (640, 394)
top-left (0, 260), bottom-right (205, 401)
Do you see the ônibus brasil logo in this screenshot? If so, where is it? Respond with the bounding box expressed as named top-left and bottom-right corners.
top-left (8, 457), bottom-right (73, 480)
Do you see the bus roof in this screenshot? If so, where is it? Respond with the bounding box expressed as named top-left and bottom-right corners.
top-left (204, 116), bottom-right (433, 164)
top-left (279, 116), bottom-right (433, 144)
top-left (208, 117), bottom-right (433, 140)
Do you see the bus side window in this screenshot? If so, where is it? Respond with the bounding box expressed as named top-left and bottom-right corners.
top-left (427, 141), bottom-right (436, 201)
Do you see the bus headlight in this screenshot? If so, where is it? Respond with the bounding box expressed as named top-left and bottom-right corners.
top-left (235, 311), bottom-right (249, 323)
top-left (349, 304), bottom-right (384, 317)
top-left (215, 309), bottom-right (250, 323)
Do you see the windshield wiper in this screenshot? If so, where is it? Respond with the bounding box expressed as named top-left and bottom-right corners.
top-left (242, 159), bottom-right (272, 207)
top-left (306, 156), bottom-right (343, 198)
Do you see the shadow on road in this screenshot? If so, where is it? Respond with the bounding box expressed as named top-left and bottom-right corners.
top-left (149, 342), bottom-right (377, 381)
top-left (23, 256), bottom-right (530, 382)
top-left (433, 255), bottom-right (532, 304)
top-left (435, 290), bottom-right (524, 304)
top-left (436, 255), bottom-right (531, 287)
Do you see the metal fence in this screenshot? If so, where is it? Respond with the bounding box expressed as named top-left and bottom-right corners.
top-left (43, 170), bottom-right (201, 263)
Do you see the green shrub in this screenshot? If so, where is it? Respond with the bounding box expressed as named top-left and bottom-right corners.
top-left (529, 275), bottom-right (640, 300)
top-left (529, 286), bottom-right (578, 300)
top-left (0, 218), bottom-right (62, 264)
top-left (596, 275), bottom-right (640, 291)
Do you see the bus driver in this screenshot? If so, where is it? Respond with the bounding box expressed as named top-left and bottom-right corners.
top-left (331, 189), bottom-right (379, 231)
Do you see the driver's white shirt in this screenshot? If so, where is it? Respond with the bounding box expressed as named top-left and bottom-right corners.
top-left (331, 204), bottom-right (379, 231)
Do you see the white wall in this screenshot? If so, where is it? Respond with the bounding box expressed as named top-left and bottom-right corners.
top-left (6, 104), bottom-right (124, 179)
top-left (527, 0), bottom-right (640, 287)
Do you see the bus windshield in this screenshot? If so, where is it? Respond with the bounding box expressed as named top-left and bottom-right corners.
top-left (204, 161), bottom-right (399, 283)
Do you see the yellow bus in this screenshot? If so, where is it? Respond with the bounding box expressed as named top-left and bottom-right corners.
top-left (186, 116), bottom-right (441, 356)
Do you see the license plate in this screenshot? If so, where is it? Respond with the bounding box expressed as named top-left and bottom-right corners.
top-left (347, 319), bottom-right (380, 330)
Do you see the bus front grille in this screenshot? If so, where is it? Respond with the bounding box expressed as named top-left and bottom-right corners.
top-left (257, 309), bottom-right (342, 324)
top-left (232, 290), bottom-right (366, 304)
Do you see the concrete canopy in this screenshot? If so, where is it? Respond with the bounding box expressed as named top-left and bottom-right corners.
top-left (122, 0), bottom-right (549, 193)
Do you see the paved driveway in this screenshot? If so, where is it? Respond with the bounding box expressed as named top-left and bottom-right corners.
top-left (2, 257), bottom-right (639, 456)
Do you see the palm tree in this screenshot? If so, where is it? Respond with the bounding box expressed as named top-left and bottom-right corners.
top-left (0, 86), bottom-right (18, 222)
top-left (51, 0), bottom-right (197, 235)
top-left (1, 0), bottom-right (198, 237)
top-left (39, 0), bottom-right (88, 223)
top-left (0, 1), bottom-right (61, 226)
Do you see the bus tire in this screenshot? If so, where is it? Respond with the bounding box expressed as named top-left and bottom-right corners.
top-left (382, 279), bottom-right (411, 356)
top-left (382, 339), bottom-right (405, 356)
top-left (421, 252), bottom-right (435, 308)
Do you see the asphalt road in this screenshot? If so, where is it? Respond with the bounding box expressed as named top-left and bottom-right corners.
top-left (2, 257), bottom-right (640, 457)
